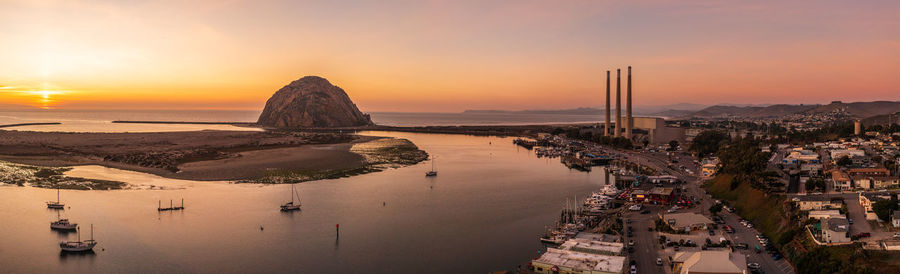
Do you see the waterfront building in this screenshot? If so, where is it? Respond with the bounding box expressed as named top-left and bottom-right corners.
top-left (531, 248), bottom-right (625, 274)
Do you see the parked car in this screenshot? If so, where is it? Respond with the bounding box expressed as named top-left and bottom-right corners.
top-left (893, 233), bottom-right (900, 238)
top-left (656, 258), bottom-right (663, 266)
top-left (855, 232), bottom-right (871, 238)
top-left (628, 240), bottom-right (635, 246)
top-left (747, 263), bottom-right (760, 269)
top-left (736, 243), bottom-right (749, 249)
top-left (772, 253), bottom-right (783, 261)
top-left (709, 229), bottom-right (716, 236)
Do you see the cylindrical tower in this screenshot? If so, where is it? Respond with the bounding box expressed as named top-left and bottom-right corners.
top-left (615, 69), bottom-right (621, 138)
top-left (605, 70), bottom-right (611, 136)
top-left (626, 66), bottom-right (633, 139)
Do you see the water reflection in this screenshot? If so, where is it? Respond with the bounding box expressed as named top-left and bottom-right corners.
top-left (59, 250), bottom-right (96, 263)
top-left (1, 131), bottom-right (606, 273)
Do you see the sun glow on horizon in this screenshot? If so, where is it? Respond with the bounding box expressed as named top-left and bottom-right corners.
top-left (1, 1), bottom-right (899, 112)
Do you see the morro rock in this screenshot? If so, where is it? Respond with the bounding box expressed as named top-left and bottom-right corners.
top-left (257, 76), bottom-right (373, 128)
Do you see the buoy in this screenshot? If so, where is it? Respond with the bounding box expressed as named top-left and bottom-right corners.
top-left (383, 201), bottom-right (386, 206)
top-left (260, 226), bottom-right (264, 231)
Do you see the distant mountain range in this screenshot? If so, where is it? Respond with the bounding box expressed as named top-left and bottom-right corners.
top-left (465, 101), bottom-right (900, 120)
top-left (463, 103), bottom-right (709, 116)
top-left (680, 101), bottom-right (900, 119)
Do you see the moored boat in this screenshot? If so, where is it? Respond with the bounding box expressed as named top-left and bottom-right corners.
top-left (59, 224), bottom-right (97, 252)
top-left (46, 187), bottom-right (65, 209)
top-left (51, 212), bottom-right (77, 231)
top-left (280, 183), bottom-right (302, 211)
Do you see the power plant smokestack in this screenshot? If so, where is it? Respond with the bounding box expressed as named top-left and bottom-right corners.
top-left (615, 69), bottom-right (621, 138)
top-left (605, 70), bottom-right (610, 136)
top-left (625, 66), bottom-right (632, 139)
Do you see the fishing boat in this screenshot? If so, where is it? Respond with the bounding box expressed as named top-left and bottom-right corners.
top-left (50, 211), bottom-right (77, 231)
top-left (425, 156), bottom-right (437, 177)
top-left (280, 183), bottom-right (301, 211)
top-left (59, 224), bottom-right (97, 252)
top-left (46, 187), bottom-right (65, 209)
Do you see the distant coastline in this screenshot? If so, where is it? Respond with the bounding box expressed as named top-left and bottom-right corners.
top-left (112, 120), bottom-right (252, 125)
top-left (0, 122), bottom-right (62, 128)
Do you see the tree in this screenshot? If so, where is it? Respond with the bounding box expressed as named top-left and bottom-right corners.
top-left (837, 156), bottom-right (852, 167)
top-left (689, 130), bottom-right (729, 157)
top-left (805, 180), bottom-right (817, 192)
top-left (872, 199), bottom-right (898, 222)
top-left (668, 140), bottom-right (679, 151)
top-left (709, 203), bottom-right (723, 215)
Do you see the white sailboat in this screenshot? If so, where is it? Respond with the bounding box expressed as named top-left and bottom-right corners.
top-left (59, 224), bottom-right (97, 252)
top-left (280, 183), bottom-right (302, 211)
top-left (425, 156), bottom-right (438, 177)
top-left (46, 187), bottom-right (65, 209)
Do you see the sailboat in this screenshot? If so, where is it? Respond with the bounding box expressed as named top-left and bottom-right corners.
top-left (280, 183), bottom-right (302, 211)
top-left (46, 187), bottom-right (65, 209)
top-left (59, 224), bottom-right (97, 252)
top-left (50, 211), bottom-right (78, 231)
top-left (425, 156), bottom-right (438, 177)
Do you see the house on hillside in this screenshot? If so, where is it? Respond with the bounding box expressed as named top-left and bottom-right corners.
top-left (821, 217), bottom-right (851, 244)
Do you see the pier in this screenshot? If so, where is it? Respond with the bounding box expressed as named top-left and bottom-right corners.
top-left (158, 199), bottom-right (185, 211)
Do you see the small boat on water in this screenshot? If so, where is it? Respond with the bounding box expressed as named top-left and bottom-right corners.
top-left (59, 224), bottom-right (97, 252)
top-left (280, 183), bottom-right (302, 211)
top-left (50, 211), bottom-right (77, 231)
top-left (425, 156), bottom-right (438, 177)
top-left (46, 187), bottom-right (65, 209)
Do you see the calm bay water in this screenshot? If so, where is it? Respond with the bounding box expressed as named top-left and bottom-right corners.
top-left (0, 110), bottom-right (601, 132)
top-left (0, 131), bottom-right (609, 273)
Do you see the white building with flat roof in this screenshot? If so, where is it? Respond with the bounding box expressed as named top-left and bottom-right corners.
top-left (531, 248), bottom-right (625, 274)
top-left (671, 250), bottom-right (747, 274)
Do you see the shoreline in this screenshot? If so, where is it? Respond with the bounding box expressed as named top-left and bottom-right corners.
top-left (0, 122), bottom-right (62, 128)
top-left (0, 130), bottom-right (427, 187)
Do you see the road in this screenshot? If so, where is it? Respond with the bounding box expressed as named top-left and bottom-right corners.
top-left (616, 148), bottom-right (795, 274)
top-left (719, 210), bottom-right (795, 274)
top-left (624, 206), bottom-right (667, 274)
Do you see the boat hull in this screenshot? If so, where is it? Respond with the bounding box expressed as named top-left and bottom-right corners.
top-left (59, 241), bottom-right (96, 252)
top-left (51, 224), bottom-right (78, 231)
top-left (47, 203), bottom-right (65, 209)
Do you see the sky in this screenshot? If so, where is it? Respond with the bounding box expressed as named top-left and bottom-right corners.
top-left (1, 0), bottom-right (899, 112)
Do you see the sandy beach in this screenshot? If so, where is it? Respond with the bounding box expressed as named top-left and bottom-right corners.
top-left (0, 130), bottom-right (384, 181)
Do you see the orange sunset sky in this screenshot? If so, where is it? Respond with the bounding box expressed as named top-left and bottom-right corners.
top-left (1, 0), bottom-right (899, 112)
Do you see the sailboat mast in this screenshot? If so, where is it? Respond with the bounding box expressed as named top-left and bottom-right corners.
top-left (77, 226), bottom-right (81, 242)
top-left (57, 187), bottom-right (60, 203)
top-left (91, 224), bottom-right (93, 241)
top-left (291, 184), bottom-right (295, 203)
